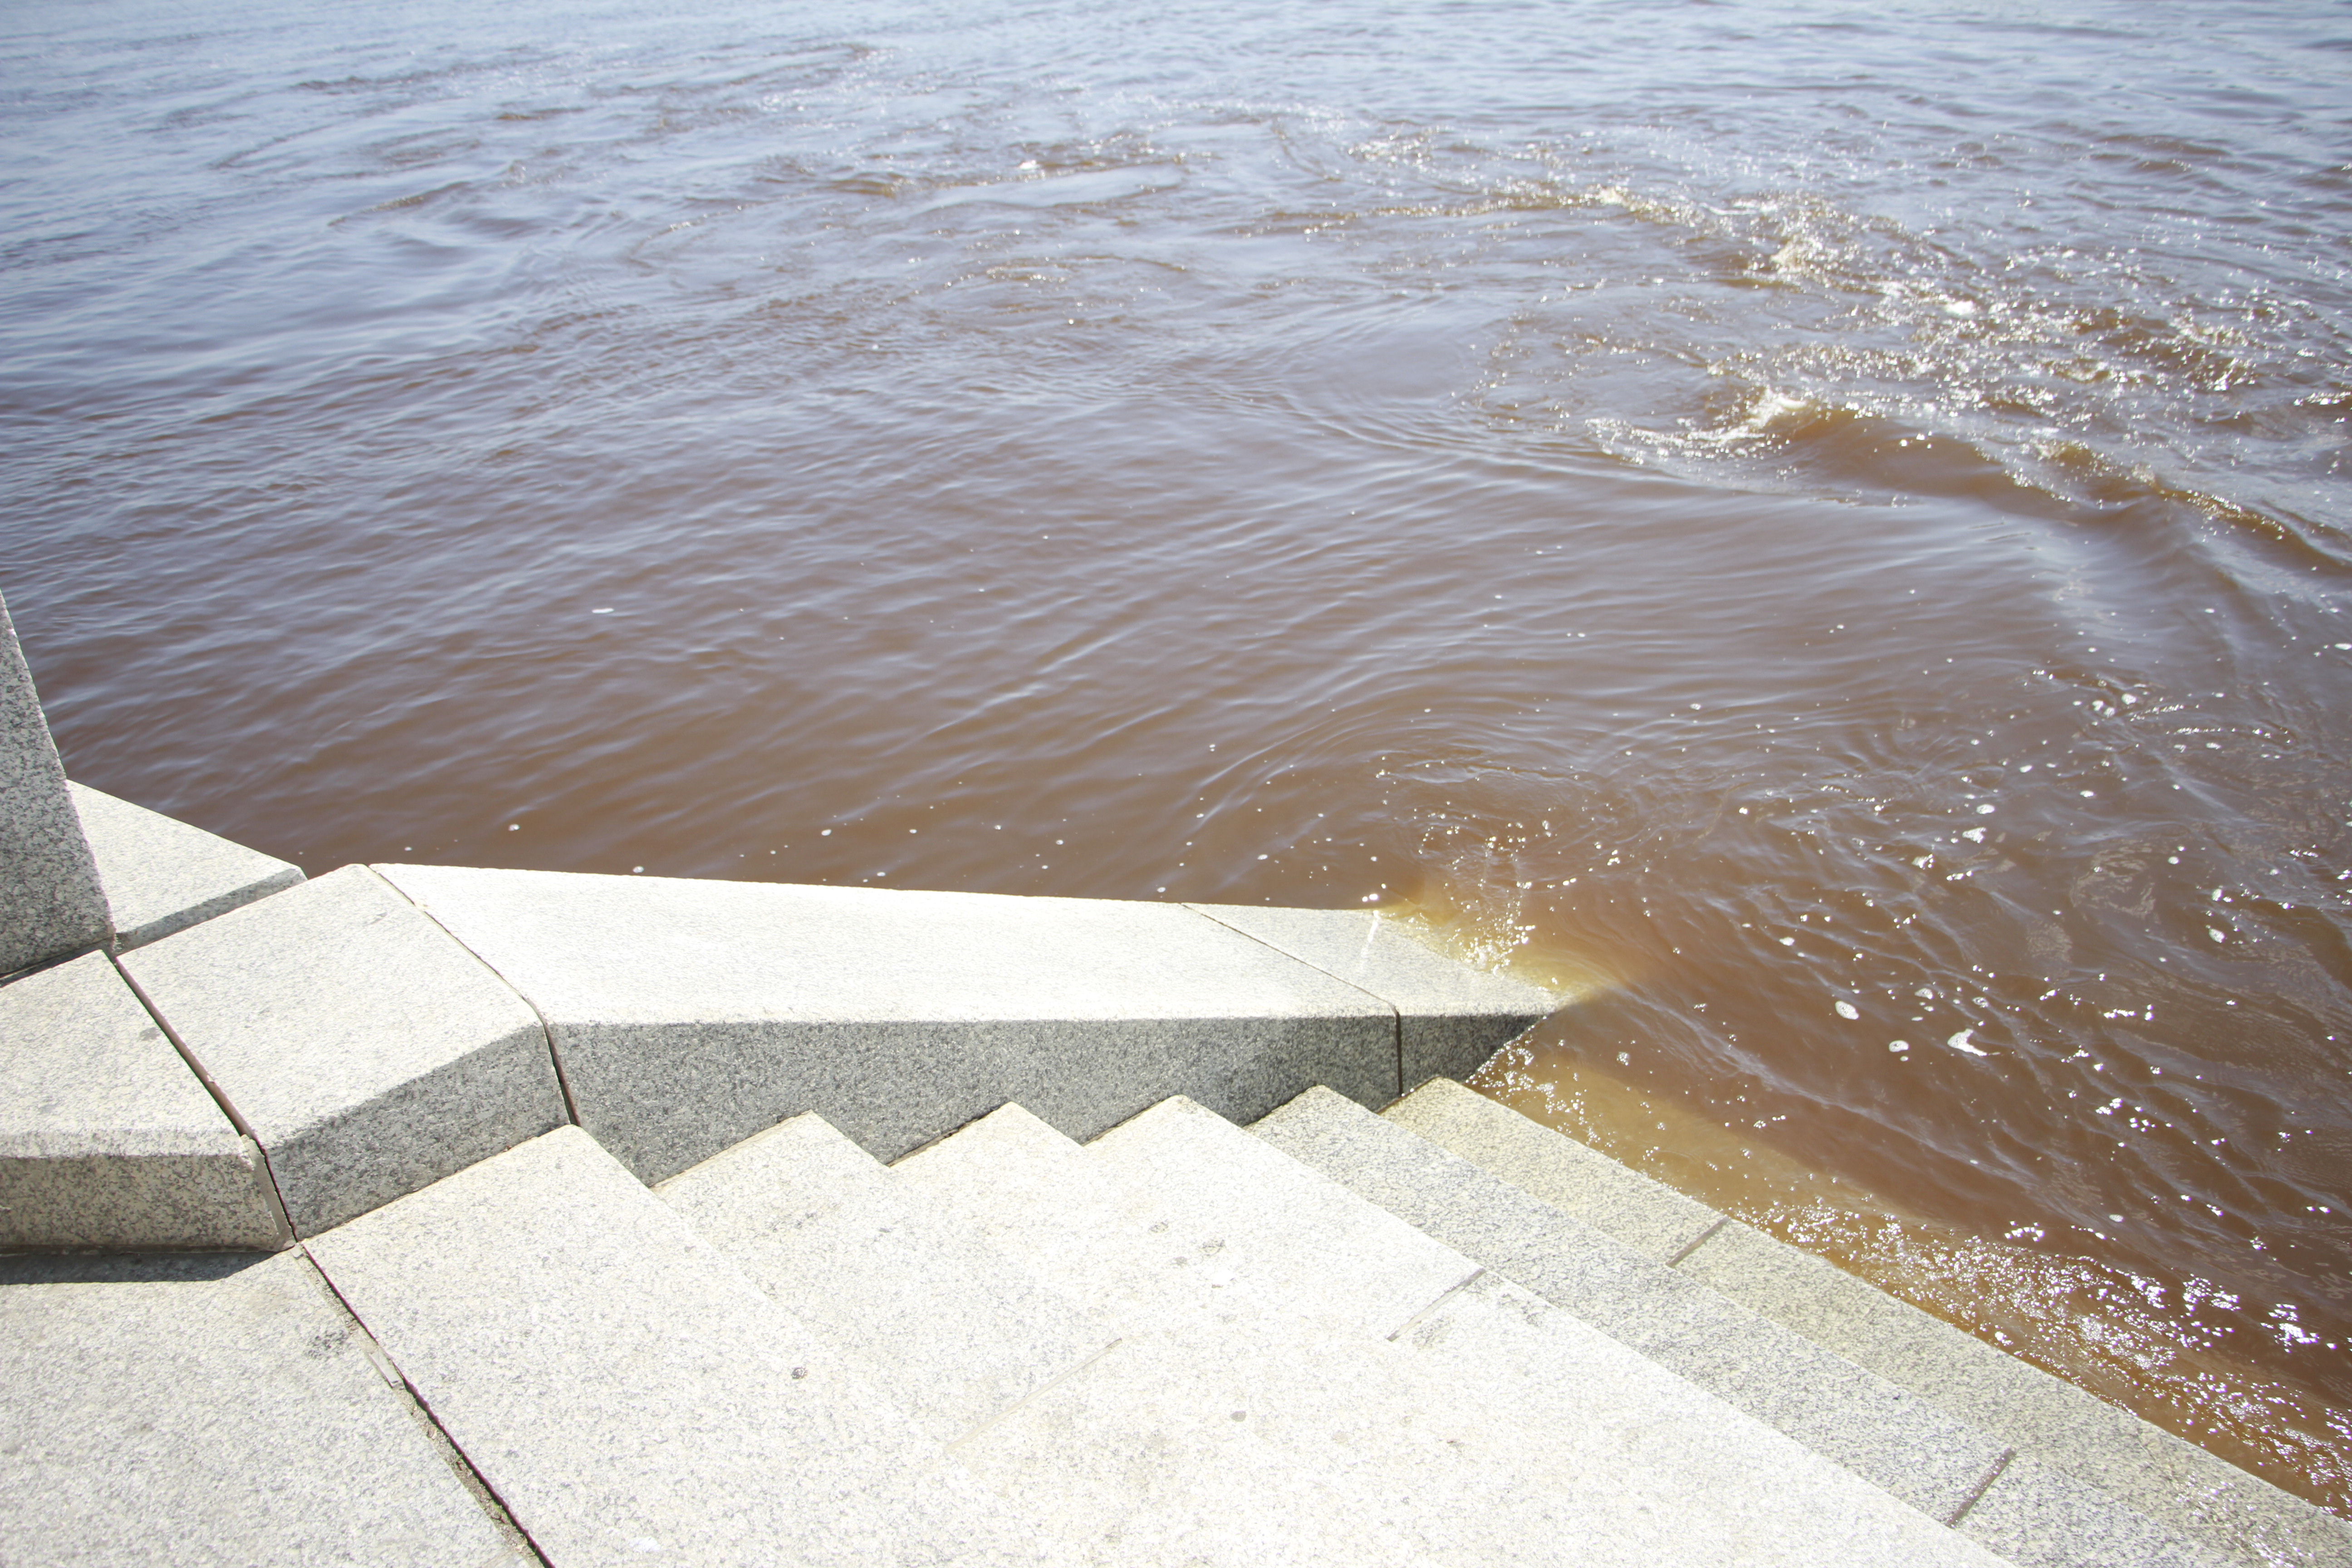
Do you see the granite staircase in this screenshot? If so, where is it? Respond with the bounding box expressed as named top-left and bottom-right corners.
top-left (5, 593), bottom-right (2350, 1568)
top-left (13, 1071), bottom-right (2351, 1566)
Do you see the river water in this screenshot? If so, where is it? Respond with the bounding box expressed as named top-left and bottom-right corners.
top-left (5, 0), bottom-right (2348, 1511)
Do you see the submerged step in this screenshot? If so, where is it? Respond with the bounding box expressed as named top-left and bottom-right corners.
top-left (1389, 1078), bottom-right (2352, 1568)
top-left (305, 1124), bottom-right (1068, 1567)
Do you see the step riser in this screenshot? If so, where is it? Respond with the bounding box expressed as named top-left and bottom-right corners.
top-left (657, 1110), bottom-right (1116, 1446)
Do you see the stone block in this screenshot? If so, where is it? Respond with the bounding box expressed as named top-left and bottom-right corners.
top-left (118, 865), bottom-right (564, 1235)
top-left (1186, 903), bottom-right (1554, 1087)
top-left (0, 951), bottom-right (281, 1249)
top-left (378, 865), bottom-right (1396, 1182)
top-left (0, 1248), bottom-right (529, 1567)
top-left (305, 1125), bottom-right (1070, 1567)
top-left (69, 781), bottom-right (303, 949)
top-left (657, 1110), bottom-right (1115, 1444)
top-left (0, 592), bottom-right (109, 975)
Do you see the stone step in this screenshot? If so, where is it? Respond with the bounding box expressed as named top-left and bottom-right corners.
top-left (903, 1095), bottom-right (2015, 1567)
top-left (881, 1105), bottom-right (1505, 1563)
top-left (0, 1247), bottom-right (530, 1567)
top-left (304, 1123), bottom-right (1071, 1568)
top-left (68, 781), bottom-right (304, 951)
top-left (1085, 1096), bottom-right (2022, 1565)
top-left (894, 1093), bottom-right (1473, 1338)
top-left (0, 950), bottom-right (282, 1249)
top-left (654, 1109), bottom-right (1116, 1446)
top-left (1252, 1085), bottom-right (2236, 1568)
top-left (118, 865), bottom-right (566, 1237)
top-left (1383, 1078), bottom-right (2352, 1568)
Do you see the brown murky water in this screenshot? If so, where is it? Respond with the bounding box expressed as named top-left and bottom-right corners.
top-left (5, 0), bottom-right (2348, 1510)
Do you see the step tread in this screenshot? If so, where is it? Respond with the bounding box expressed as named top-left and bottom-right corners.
top-left (1392, 1078), bottom-right (2352, 1568)
top-left (305, 1125), bottom-right (1069, 1568)
top-left (656, 1109), bottom-right (1114, 1444)
top-left (68, 780), bottom-right (303, 951)
top-left (1086, 1095), bottom-right (1478, 1339)
top-left (952, 1320), bottom-right (1429, 1568)
top-left (0, 1248), bottom-right (527, 1567)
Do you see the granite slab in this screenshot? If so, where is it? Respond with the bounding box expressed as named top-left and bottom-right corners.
top-left (0, 1248), bottom-right (529, 1567)
top-left (378, 865), bottom-right (1396, 1182)
top-left (0, 951), bottom-right (281, 1249)
top-left (118, 865), bottom-right (564, 1235)
top-left (69, 781), bottom-right (303, 949)
top-left (1186, 903), bottom-right (1555, 1087)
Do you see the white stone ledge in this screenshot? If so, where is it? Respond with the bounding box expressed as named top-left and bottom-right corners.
top-left (382, 866), bottom-right (1414, 1181)
top-left (69, 782), bottom-right (303, 951)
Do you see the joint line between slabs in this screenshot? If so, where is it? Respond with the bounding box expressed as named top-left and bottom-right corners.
top-left (371, 867), bottom-right (583, 1127)
top-left (1666, 1216), bottom-right (1730, 1269)
top-left (1387, 1264), bottom-right (1487, 1343)
top-left (1944, 1447), bottom-right (2015, 1529)
top-left (299, 1242), bottom-right (557, 1567)
top-left (945, 1336), bottom-right (1128, 1459)
top-left (109, 950), bottom-right (297, 1245)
